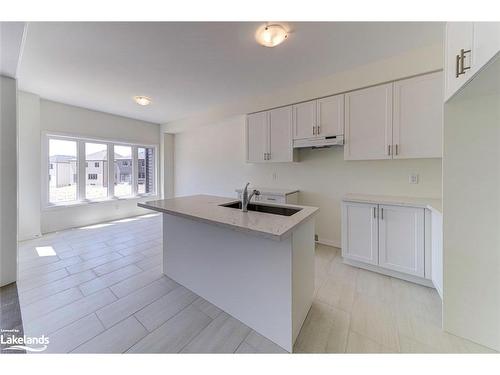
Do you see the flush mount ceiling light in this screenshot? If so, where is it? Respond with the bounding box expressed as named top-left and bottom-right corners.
top-left (133, 96), bottom-right (152, 106)
top-left (256, 24), bottom-right (288, 47)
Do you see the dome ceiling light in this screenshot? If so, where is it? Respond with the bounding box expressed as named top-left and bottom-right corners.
top-left (256, 24), bottom-right (288, 47)
top-left (133, 96), bottom-right (152, 106)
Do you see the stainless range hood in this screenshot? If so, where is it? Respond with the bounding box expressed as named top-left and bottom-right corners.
top-left (293, 135), bottom-right (344, 149)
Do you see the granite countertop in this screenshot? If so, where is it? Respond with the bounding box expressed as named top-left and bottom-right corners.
top-left (138, 194), bottom-right (318, 241)
top-left (343, 193), bottom-right (442, 214)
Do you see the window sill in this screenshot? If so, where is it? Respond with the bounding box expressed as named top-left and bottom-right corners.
top-left (43, 194), bottom-right (158, 211)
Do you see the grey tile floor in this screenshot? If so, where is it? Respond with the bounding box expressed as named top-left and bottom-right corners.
top-left (15, 213), bottom-right (495, 353)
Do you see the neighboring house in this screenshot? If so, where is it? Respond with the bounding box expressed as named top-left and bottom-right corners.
top-left (114, 153), bottom-right (132, 184)
top-left (85, 150), bottom-right (108, 187)
top-left (49, 155), bottom-right (77, 187)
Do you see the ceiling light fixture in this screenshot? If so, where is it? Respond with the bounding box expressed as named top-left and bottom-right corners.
top-left (133, 96), bottom-right (152, 106)
top-left (256, 24), bottom-right (288, 47)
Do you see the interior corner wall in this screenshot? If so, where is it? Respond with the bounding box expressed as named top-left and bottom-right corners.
top-left (443, 92), bottom-right (500, 351)
top-left (18, 91), bottom-right (41, 241)
top-left (16, 97), bottom-right (162, 235)
top-left (160, 131), bottom-right (175, 199)
top-left (0, 75), bottom-right (18, 286)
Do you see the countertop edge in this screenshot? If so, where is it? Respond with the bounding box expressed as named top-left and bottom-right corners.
top-left (342, 194), bottom-right (442, 215)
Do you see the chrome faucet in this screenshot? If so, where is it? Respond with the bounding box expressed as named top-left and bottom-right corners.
top-left (241, 183), bottom-right (260, 212)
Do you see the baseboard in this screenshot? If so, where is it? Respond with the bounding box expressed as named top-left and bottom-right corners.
top-left (342, 258), bottom-right (435, 289)
top-left (316, 237), bottom-right (340, 249)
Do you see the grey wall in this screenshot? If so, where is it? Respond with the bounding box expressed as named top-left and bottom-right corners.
top-left (0, 75), bottom-right (18, 286)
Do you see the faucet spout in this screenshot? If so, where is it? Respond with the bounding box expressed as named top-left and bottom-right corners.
top-left (241, 183), bottom-right (260, 212)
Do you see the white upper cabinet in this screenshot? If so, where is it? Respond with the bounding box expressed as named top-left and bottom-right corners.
top-left (473, 22), bottom-right (500, 75)
top-left (293, 100), bottom-right (316, 140)
top-left (445, 22), bottom-right (500, 101)
top-left (344, 83), bottom-right (393, 160)
top-left (268, 106), bottom-right (293, 162)
top-left (341, 201), bottom-right (378, 265)
top-left (317, 94), bottom-right (344, 137)
top-left (378, 205), bottom-right (425, 277)
top-left (246, 107), bottom-right (295, 163)
top-left (246, 112), bottom-right (268, 163)
top-left (393, 72), bottom-right (443, 159)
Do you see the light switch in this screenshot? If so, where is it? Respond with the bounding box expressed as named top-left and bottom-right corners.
top-left (409, 173), bottom-right (419, 184)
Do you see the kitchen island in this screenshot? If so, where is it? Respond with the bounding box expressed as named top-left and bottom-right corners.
top-left (138, 195), bottom-right (318, 352)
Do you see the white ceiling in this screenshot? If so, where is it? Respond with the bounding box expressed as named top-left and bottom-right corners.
top-left (0, 22), bottom-right (26, 78)
top-left (18, 22), bottom-right (444, 124)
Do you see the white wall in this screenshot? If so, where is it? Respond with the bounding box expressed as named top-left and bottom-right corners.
top-left (174, 115), bottom-right (442, 247)
top-left (17, 96), bottom-right (161, 235)
top-left (0, 75), bottom-right (18, 286)
top-left (443, 90), bottom-right (500, 351)
top-left (18, 91), bottom-right (41, 240)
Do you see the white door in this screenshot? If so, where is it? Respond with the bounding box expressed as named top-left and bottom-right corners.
top-left (246, 112), bottom-right (268, 163)
top-left (317, 94), bottom-right (344, 136)
top-left (344, 83), bottom-right (393, 160)
top-left (445, 22), bottom-right (474, 101)
top-left (341, 202), bottom-right (378, 265)
top-left (473, 22), bottom-right (500, 76)
top-left (393, 72), bottom-right (443, 159)
top-left (378, 205), bottom-right (425, 277)
top-left (293, 100), bottom-right (316, 140)
top-left (269, 106), bottom-right (293, 162)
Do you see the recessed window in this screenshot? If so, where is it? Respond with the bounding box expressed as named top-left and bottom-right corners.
top-left (85, 143), bottom-right (108, 200)
top-left (114, 145), bottom-right (133, 198)
top-left (138, 147), bottom-right (155, 195)
top-left (49, 139), bottom-right (78, 204)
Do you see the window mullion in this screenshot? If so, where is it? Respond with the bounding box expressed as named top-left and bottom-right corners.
top-left (132, 146), bottom-right (138, 196)
top-left (108, 143), bottom-right (115, 198)
top-left (78, 141), bottom-right (86, 201)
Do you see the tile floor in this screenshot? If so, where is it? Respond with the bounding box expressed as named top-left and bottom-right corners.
top-left (15, 213), bottom-right (495, 354)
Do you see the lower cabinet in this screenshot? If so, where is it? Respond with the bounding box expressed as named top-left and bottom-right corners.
top-left (342, 201), bottom-right (426, 282)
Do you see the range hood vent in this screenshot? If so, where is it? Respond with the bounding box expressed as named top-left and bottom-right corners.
top-left (293, 135), bottom-right (344, 149)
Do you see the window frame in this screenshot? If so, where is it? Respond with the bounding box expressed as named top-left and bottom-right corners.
top-left (42, 132), bottom-right (159, 209)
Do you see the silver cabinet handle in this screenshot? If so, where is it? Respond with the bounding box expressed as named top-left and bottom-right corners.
top-left (381, 207), bottom-right (384, 220)
top-left (312, 125), bottom-right (316, 135)
top-left (317, 125), bottom-right (321, 135)
top-left (395, 144), bottom-right (399, 155)
top-left (373, 206), bottom-right (376, 219)
top-left (456, 48), bottom-right (472, 78)
top-left (268, 152), bottom-right (271, 160)
top-left (263, 152), bottom-right (267, 160)
top-left (388, 144), bottom-right (391, 156)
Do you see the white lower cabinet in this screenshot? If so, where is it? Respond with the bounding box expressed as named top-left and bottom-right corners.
top-left (341, 202), bottom-right (378, 265)
top-left (342, 201), bottom-right (429, 284)
top-left (378, 205), bottom-right (425, 277)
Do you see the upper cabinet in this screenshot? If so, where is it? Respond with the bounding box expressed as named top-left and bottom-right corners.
top-left (344, 83), bottom-right (393, 161)
top-left (393, 72), bottom-right (443, 159)
top-left (445, 22), bottom-right (500, 101)
top-left (293, 94), bottom-right (344, 140)
top-left (246, 107), bottom-right (295, 163)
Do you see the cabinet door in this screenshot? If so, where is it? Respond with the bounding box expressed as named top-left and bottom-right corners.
top-left (269, 106), bottom-right (293, 162)
top-left (246, 112), bottom-right (268, 163)
top-left (317, 94), bottom-right (344, 136)
top-left (344, 83), bottom-right (393, 160)
top-left (393, 72), bottom-right (443, 159)
top-left (341, 202), bottom-right (378, 265)
top-left (473, 22), bottom-right (500, 75)
top-left (378, 205), bottom-right (424, 277)
top-left (445, 22), bottom-right (474, 101)
top-left (293, 100), bottom-right (316, 140)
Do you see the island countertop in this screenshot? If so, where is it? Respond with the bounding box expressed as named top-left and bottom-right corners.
top-left (138, 194), bottom-right (319, 241)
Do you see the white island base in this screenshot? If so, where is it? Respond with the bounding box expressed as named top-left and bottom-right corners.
top-left (161, 213), bottom-right (315, 352)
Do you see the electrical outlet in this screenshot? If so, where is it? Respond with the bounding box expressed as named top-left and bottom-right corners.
top-left (409, 173), bottom-right (419, 184)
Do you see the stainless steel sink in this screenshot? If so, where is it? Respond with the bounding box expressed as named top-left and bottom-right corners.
top-left (220, 201), bottom-right (302, 216)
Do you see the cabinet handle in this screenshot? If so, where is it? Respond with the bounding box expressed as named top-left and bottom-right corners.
top-left (388, 144), bottom-right (391, 156)
top-left (381, 207), bottom-right (384, 220)
top-left (395, 144), bottom-right (399, 155)
top-left (312, 125), bottom-right (316, 135)
top-left (263, 152), bottom-right (267, 160)
top-left (317, 125), bottom-right (321, 135)
top-left (373, 207), bottom-right (376, 219)
top-left (456, 49), bottom-right (472, 78)
top-left (268, 152), bottom-right (271, 160)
